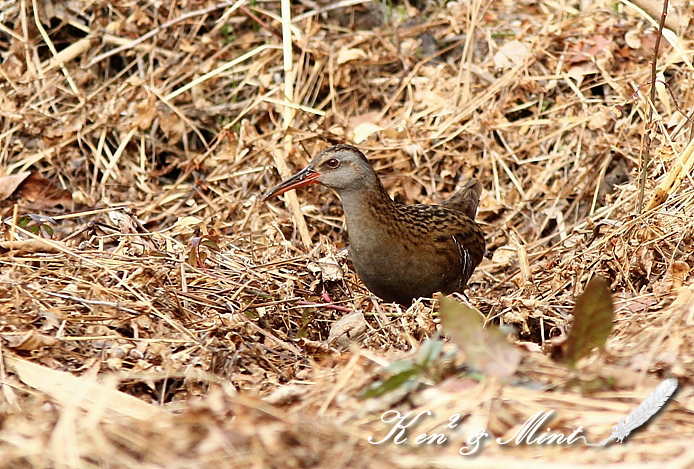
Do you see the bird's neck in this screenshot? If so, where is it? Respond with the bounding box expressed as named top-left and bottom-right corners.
top-left (337, 179), bottom-right (396, 233)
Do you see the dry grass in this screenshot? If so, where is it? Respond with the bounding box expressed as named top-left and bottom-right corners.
top-left (1, 0), bottom-right (693, 466)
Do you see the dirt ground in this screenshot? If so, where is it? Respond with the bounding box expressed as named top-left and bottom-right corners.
top-left (1, 0), bottom-right (693, 467)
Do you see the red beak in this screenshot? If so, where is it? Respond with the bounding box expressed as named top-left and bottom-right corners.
top-left (262, 166), bottom-right (320, 201)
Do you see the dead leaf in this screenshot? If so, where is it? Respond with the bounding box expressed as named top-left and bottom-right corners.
top-left (624, 29), bottom-right (641, 49)
top-left (328, 312), bottom-right (367, 349)
top-left (655, 71), bottom-right (670, 117)
top-left (171, 216), bottom-right (205, 235)
top-left (655, 261), bottom-right (690, 295)
top-left (348, 112), bottom-right (380, 128)
top-left (3, 330), bottom-right (57, 350)
top-left (109, 210), bottom-right (138, 234)
top-left (493, 40), bottom-right (530, 69)
top-left (336, 47), bottom-right (367, 65)
top-left (566, 35), bottom-right (612, 64)
top-left (0, 239), bottom-right (64, 254)
top-left (308, 254), bottom-right (344, 282)
top-left (438, 295), bottom-right (521, 378)
top-left (159, 111), bottom-right (183, 144)
top-left (625, 295), bottom-right (656, 313)
top-left (14, 172), bottom-right (72, 208)
top-left (4, 355), bottom-right (166, 420)
top-left (0, 171), bottom-right (31, 200)
top-left (564, 276), bottom-right (614, 368)
top-left (635, 246), bottom-right (654, 279)
top-left (588, 110), bottom-right (608, 130)
top-left (566, 62), bottom-right (598, 81)
top-left (669, 261), bottom-right (690, 289)
top-left (134, 95), bottom-right (158, 130)
top-left (352, 122), bottom-right (382, 143)
top-left (264, 384), bottom-right (311, 406)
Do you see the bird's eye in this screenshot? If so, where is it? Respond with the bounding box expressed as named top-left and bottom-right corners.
top-left (326, 158), bottom-right (340, 168)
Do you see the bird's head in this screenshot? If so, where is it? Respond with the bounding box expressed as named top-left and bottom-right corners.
top-left (262, 144), bottom-right (377, 201)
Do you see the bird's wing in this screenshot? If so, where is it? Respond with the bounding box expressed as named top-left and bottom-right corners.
top-left (423, 206), bottom-right (485, 288)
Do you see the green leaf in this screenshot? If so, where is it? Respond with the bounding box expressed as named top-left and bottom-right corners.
top-left (416, 338), bottom-right (443, 368)
top-left (565, 276), bottom-right (614, 367)
top-left (186, 248), bottom-right (198, 267)
top-left (40, 224), bottom-right (54, 237)
top-left (382, 359), bottom-right (417, 374)
top-left (198, 251), bottom-right (208, 265)
top-left (295, 308), bottom-right (316, 339)
top-left (438, 295), bottom-right (521, 378)
top-left (201, 239), bottom-right (220, 251)
top-left (361, 366), bottom-right (420, 398)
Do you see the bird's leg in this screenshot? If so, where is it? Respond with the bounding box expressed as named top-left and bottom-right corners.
top-left (452, 291), bottom-right (473, 307)
top-left (320, 291), bottom-right (333, 303)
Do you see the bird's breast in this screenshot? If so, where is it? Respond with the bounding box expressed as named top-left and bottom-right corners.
top-left (347, 222), bottom-right (462, 303)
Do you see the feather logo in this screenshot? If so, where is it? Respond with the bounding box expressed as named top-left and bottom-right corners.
top-left (601, 378), bottom-right (678, 444)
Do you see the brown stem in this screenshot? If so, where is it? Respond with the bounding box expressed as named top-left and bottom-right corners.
top-left (637, 0), bottom-right (669, 213)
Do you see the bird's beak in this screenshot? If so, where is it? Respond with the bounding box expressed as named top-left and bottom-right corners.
top-left (262, 166), bottom-right (320, 201)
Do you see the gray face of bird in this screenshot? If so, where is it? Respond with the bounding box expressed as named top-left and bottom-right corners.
top-left (262, 145), bottom-right (379, 201)
top-left (309, 146), bottom-right (378, 193)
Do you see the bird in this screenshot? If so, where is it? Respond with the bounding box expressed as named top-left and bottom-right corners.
top-left (263, 144), bottom-right (485, 304)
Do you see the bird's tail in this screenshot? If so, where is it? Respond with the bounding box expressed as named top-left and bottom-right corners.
top-left (442, 178), bottom-right (482, 219)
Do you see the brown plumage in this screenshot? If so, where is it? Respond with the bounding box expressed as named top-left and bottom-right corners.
top-left (263, 144), bottom-right (485, 304)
